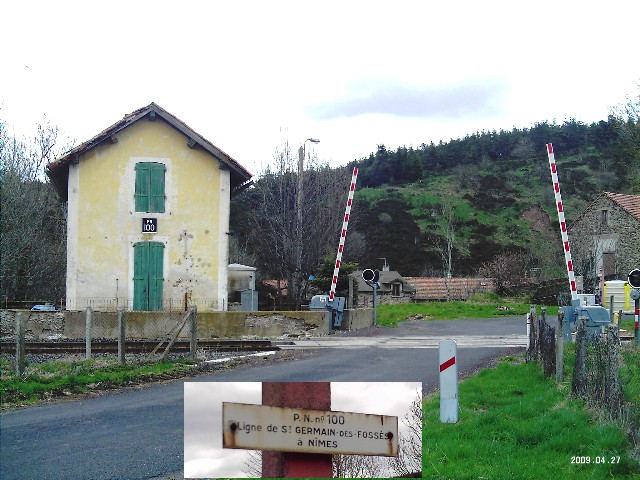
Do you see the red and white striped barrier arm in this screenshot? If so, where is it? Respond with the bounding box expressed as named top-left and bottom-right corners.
top-left (546, 143), bottom-right (578, 301)
top-left (328, 167), bottom-right (359, 302)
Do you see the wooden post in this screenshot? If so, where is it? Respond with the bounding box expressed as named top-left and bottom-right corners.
top-left (556, 310), bottom-right (564, 382)
top-left (606, 325), bottom-right (622, 412)
top-left (572, 317), bottom-right (587, 397)
top-left (160, 308), bottom-right (192, 360)
top-left (190, 306), bottom-right (197, 361)
top-left (85, 306), bottom-right (92, 360)
top-left (15, 312), bottom-right (26, 376)
top-left (609, 295), bottom-right (614, 322)
top-left (262, 382), bottom-right (333, 478)
top-left (118, 309), bottom-right (126, 365)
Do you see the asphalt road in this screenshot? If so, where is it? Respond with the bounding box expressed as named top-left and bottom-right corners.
top-left (0, 317), bottom-right (526, 480)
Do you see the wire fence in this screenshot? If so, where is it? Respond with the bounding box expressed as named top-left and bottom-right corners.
top-left (526, 307), bottom-right (627, 421)
top-left (56, 297), bottom-right (226, 312)
top-left (11, 307), bottom-right (198, 375)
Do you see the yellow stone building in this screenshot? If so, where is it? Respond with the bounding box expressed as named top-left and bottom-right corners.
top-left (46, 103), bottom-right (252, 311)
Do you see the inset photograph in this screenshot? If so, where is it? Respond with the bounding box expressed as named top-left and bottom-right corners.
top-left (184, 381), bottom-right (421, 478)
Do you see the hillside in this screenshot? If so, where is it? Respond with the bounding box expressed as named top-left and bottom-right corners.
top-left (342, 118), bottom-right (639, 279)
top-left (230, 115), bottom-right (639, 296)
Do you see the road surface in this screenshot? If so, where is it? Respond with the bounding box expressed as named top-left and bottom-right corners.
top-left (0, 317), bottom-right (526, 480)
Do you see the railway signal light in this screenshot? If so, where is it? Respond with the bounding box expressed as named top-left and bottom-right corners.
top-left (362, 269), bottom-right (379, 284)
top-left (628, 269), bottom-right (640, 289)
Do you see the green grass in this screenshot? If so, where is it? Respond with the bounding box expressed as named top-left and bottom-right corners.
top-left (0, 357), bottom-right (195, 407)
top-left (423, 358), bottom-right (640, 479)
top-left (376, 300), bottom-right (559, 327)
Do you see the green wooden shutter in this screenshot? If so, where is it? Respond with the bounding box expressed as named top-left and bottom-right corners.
top-left (149, 163), bottom-right (166, 213)
top-left (134, 163), bottom-right (150, 212)
top-left (133, 241), bottom-right (164, 311)
top-left (133, 242), bottom-right (149, 310)
top-left (148, 242), bottom-right (164, 311)
top-left (135, 162), bottom-right (165, 213)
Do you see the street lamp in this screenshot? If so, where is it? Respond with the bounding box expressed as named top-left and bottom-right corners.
top-left (295, 138), bottom-right (320, 308)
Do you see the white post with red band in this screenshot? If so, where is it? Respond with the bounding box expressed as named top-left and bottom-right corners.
top-left (546, 143), bottom-right (578, 302)
top-left (329, 167), bottom-right (359, 302)
top-left (439, 339), bottom-right (458, 423)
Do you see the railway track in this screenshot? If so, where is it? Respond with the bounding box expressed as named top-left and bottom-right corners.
top-left (0, 339), bottom-right (279, 355)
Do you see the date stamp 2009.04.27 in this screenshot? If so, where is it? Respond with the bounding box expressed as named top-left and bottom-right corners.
top-left (571, 456), bottom-right (620, 465)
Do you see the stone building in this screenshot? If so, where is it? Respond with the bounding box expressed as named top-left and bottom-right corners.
top-left (568, 192), bottom-right (640, 291)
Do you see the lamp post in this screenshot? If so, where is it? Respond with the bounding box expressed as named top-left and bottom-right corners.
top-left (294, 138), bottom-right (319, 308)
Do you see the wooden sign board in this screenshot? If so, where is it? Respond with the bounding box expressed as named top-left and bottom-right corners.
top-left (222, 402), bottom-right (398, 457)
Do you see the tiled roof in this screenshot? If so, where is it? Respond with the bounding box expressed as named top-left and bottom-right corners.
top-left (605, 192), bottom-right (640, 221)
top-left (262, 280), bottom-right (288, 296)
top-left (570, 191), bottom-right (640, 227)
top-left (404, 277), bottom-right (495, 301)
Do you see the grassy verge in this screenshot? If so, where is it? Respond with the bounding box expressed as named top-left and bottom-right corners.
top-left (423, 357), bottom-right (640, 479)
top-left (0, 357), bottom-right (196, 408)
top-left (376, 296), bottom-right (559, 327)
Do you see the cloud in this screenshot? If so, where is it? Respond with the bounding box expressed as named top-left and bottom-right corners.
top-left (308, 78), bottom-right (508, 120)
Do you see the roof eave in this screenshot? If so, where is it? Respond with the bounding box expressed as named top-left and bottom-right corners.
top-left (45, 103), bottom-right (253, 199)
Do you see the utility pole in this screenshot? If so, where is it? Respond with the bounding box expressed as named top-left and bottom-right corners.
top-left (295, 138), bottom-right (319, 308)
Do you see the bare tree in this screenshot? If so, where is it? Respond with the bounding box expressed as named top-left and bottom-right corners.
top-left (609, 81), bottom-right (640, 194)
top-left (389, 391), bottom-right (423, 477)
top-left (333, 389), bottom-right (423, 478)
top-left (477, 251), bottom-right (531, 295)
top-left (430, 195), bottom-right (468, 299)
top-left (232, 142), bottom-right (350, 308)
top-left (0, 118), bottom-right (70, 302)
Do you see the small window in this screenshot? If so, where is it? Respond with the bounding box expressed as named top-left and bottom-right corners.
top-left (135, 162), bottom-right (165, 213)
top-left (600, 209), bottom-right (609, 227)
top-left (391, 283), bottom-right (401, 296)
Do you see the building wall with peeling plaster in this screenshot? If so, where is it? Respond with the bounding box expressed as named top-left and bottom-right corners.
top-left (66, 119), bottom-right (230, 311)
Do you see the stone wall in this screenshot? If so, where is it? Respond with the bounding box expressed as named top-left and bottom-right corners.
top-left (570, 196), bottom-right (640, 285)
top-left (1, 310), bottom-right (67, 339)
top-left (1, 308), bottom-right (374, 341)
top-left (356, 294), bottom-right (412, 308)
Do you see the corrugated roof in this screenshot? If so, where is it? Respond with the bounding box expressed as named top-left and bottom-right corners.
top-left (46, 102), bottom-right (252, 200)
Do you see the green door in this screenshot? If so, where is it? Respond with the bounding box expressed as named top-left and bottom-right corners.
top-left (133, 241), bottom-right (164, 311)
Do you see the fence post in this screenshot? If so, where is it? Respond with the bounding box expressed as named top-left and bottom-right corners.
top-left (572, 317), bottom-right (587, 397)
top-left (556, 310), bottom-right (564, 382)
top-left (190, 306), bottom-right (197, 361)
top-left (606, 325), bottom-right (622, 413)
top-left (118, 309), bottom-right (126, 365)
top-left (85, 306), bottom-right (92, 360)
top-left (15, 312), bottom-right (26, 376)
top-left (537, 308), bottom-right (546, 362)
top-left (617, 310), bottom-right (622, 337)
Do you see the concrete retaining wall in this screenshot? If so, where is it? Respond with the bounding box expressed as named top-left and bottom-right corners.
top-left (1, 308), bottom-right (374, 340)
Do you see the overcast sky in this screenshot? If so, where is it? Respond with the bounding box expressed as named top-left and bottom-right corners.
top-left (2, 1), bottom-right (639, 176)
top-left (184, 382), bottom-right (420, 478)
